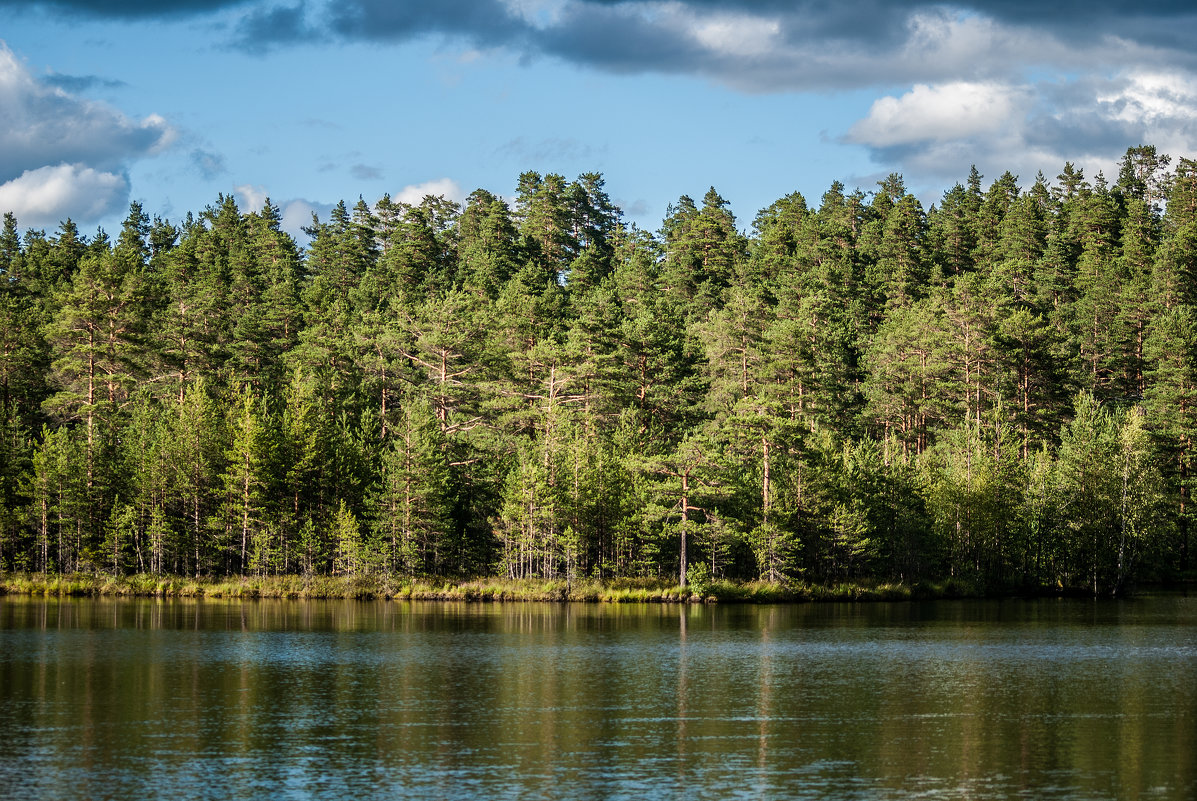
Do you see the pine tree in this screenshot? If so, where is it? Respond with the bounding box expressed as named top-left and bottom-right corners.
top-left (456, 189), bottom-right (519, 297)
top-left (0, 214), bottom-right (49, 439)
top-left (246, 199), bottom-right (304, 384)
top-left (168, 378), bottom-right (225, 576)
top-left (279, 372), bottom-right (334, 573)
top-left (121, 392), bottom-right (177, 574)
top-left (1068, 176), bottom-right (1125, 398)
top-left (371, 398), bottom-right (453, 576)
top-left (331, 499), bottom-right (365, 577)
top-left (155, 219), bottom-right (229, 401)
top-left (564, 172), bottom-right (620, 290)
top-left (221, 387), bottom-right (278, 573)
top-left (496, 437), bottom-right (557, 579)
top-left (27, 425), bottom-right (88, 573)
top-left (43, 248), bottom-right (146, 538)
top-left (291, 201), bottom-right (370, 403)
top-left (863, 296), bottom-right (950, 454)
top-left (659, 188), bottom-right (747, 316)
top-left (871, 185), bottom-right (929, 311)
top-left (514, 171), bottom-right (577, 283)
top-left (928, 183), bottom-right (977, 278)
top-left (395, 288), bottom-right (493, 436)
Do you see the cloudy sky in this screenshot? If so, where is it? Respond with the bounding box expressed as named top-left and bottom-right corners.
top-left (3, 0), bottom-right (1197, 236)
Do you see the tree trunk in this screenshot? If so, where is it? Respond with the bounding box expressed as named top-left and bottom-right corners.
top-left (679, 472), bottom-right (690, 588)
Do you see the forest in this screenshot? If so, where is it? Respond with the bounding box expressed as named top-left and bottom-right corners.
top-left (0, 145), bottom-right (1194, 596)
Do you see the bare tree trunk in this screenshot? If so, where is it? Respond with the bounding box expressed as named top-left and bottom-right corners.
top-left (679, 472), bottom-right (689, 588)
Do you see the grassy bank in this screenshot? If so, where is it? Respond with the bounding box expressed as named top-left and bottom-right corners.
top-left (0, 572), bottom-right (988, 603)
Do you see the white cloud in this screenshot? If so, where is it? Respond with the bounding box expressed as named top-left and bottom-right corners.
top-left (234, 183), bottom-right (269, 214)
top-left (0, 42), bottom-right (175, 181)
top-left (1098, 71), bottom-right (1197, 126)
top-left (690, 13), bottom-right (781, 58)
top-left (394, 178), bottom-right (465, 206)
top-left (1090, 71), bottom-right (1197, 167)
top-left (280, 199), bottom-right (336, 242)
top-left (525, 1), bottom-right (1105, 93)
top-left (844, 69), bottom-right (1197, 191)
top-left (0, 40), bottom-right (175, 226)
top-left (847, 82), bottom-right (1030, 147)
top-left (0, 163), bottom-right (128, 229)
top-left (898, 12), bottom-right (1034, 78)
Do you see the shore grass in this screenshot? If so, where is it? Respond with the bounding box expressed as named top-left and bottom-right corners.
top-left (0, 572), bottom-right (996, 603)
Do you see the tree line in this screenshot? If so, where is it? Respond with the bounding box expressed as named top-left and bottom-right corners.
top-left (0, 148), bottom-right (1194, 594)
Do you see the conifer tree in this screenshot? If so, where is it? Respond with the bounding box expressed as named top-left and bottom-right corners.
top-left (169, 378), bottom-right (225, 576)
top-left (456, 189), bottom-right (519, 297)
top-left (121, 392), bottom-right (177, 573)
top-left (221, 387), bottom-right (278, 573)
top-left (514, 171), bottom-right (577, 284)
top-left (371, 398), bottom-right (453, 576)
top-left (43, 247), bottom-right (146, 536)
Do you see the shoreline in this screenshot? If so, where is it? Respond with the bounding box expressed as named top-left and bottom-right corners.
top-left (0, 572), bottom-right (1136, 603)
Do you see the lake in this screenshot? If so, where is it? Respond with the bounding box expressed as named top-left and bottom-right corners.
top-left (1, 596), bottom-right (1194, 800)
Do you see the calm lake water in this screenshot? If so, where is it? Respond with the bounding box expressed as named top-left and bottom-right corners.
top-left (0, 596), bottom-right (1194, 800)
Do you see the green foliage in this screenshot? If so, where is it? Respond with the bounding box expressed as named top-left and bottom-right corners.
top-left (1054, 394), bottom-right (1165, 593)
top-left (0, 159), bottom-right (1191, 592)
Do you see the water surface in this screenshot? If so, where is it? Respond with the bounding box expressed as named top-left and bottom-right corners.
top-left (1, 596), bottom-right (1194, 800)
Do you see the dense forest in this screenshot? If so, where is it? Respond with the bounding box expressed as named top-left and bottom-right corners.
top-left (1, 146), bottom-right (1195, 595)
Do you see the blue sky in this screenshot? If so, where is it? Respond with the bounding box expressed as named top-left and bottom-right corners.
top-left (3, 1), bottom-right (1197, 239)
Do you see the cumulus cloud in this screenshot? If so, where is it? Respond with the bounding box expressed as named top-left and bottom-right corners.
top-left (280, 198), bottom-right (337, 242)
top-left (0, 44), bottom-right (175, 181)
top-left (214, 1), bottom-right (1197, 187)
top-left (233, 183), bottom-right (269, 213)
top-left (847, 83), bottom-right (1031, 149)
top-left (1098, 72), bottom-right (1197, 129)
top-left (10, 2), bottom-right (1197, 92)
top-left (848, 72), bottom-right (1197, 186)
top-left (689, 13), bottom-right (781, 58)
top-left (393, 178), bottom-right (465, 206)
top-left (0, 41), bottom-right (175, 226)
top-left (0, 163), bottom-right (128, 229)
top-left (9, 2), bottom-right (1197, 208)
top-left (212, 2), bottom-right (1197, 91)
